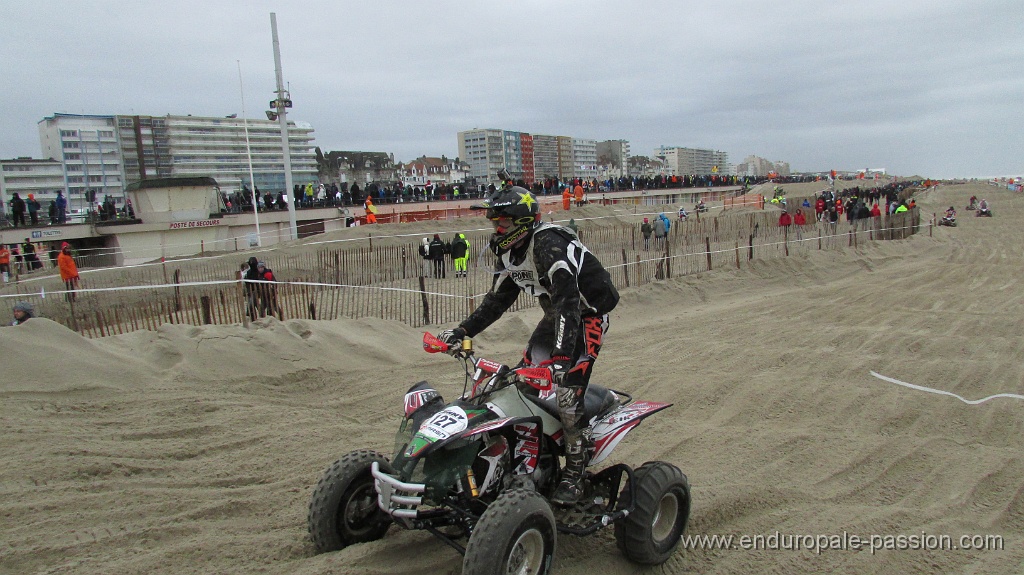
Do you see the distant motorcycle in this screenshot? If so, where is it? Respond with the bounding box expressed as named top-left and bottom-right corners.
top-left (938, 216), bottom-right (957, 227)
top-left (694, 203), bottom-right (709, 214)
top-left (976, 208), bottom-right (992, 217)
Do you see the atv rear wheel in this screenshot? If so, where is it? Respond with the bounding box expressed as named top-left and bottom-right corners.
top-left (615, 461), bottom-right (690, 564)
top-left (308, 449), bottom-right (393, 553)
top-left (463, 488), bottom-right (556, 575)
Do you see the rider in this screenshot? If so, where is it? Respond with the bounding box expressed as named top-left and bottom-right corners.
top-left (677, 205), bottom-right (688, 220)
top-left (945, 206), bottom-right (957, 219)
top-left (979, 198), bottom-right (990, 212)
top-left (436, 182), bottom-right (619, 505)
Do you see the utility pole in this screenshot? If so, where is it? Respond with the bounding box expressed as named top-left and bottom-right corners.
top-left (270, 12), bottom-right (298, 240)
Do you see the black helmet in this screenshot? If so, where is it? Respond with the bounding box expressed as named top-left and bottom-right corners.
top-left (473, 186), bottom-right (540, 255)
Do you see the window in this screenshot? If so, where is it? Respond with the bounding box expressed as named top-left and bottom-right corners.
top-left (65, 153), bottom-right (80, 160)
top-left (88, 175), bottom-right (103, 183)
top-left (99, 130), bottom-right (114, 138)
top-left (60, 130), bottom-right (78, 137)
top-left (63, 141), bottom-right (79, 149)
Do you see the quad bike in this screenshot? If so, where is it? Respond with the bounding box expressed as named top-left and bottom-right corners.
top-left (308, 333), bottom-right (690, 575)
top-left (694, 203), bottom-right (709, 214)
top-left (938, 215), bottom-right (957, 227)
top-left (976, 208), bottom-right (992, 217)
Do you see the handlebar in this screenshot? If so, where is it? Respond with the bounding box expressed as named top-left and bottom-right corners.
top-left (421, 332), bottom-right (553, 394)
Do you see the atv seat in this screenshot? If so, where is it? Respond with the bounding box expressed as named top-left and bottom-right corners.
top-left (526, 384), bottom-right (620, 423)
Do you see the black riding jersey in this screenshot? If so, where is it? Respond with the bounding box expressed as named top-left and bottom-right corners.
top-left (459, 223), bottom-right (618, 358)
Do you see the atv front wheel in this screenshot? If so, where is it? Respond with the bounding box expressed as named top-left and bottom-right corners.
top-left (463, 488), bottom-right (556, 575)
top-left (615, 461), bottom-right (690, 564)
top-left (308, 449), bottom-right (393, 553)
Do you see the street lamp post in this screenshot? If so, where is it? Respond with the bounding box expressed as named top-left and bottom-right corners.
top-left (269, 12), bottom-right (298, 241)
top-left (237, 60), bottom-right (262, 247)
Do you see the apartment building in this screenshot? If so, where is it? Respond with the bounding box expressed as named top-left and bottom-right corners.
top-left (38, 113), bottom-right (125, 206)
top-left (735, 155), bottom-right (791, 178)
top-left (0, 157), bottom-right (69, 213)
top-left (34, 113), bottom-right (318, 208)
top-left (459, 129), bottom-right (615, 185)
top-left (596, 140), bottom-right (631, 178)
top-left (531, 135), bottom-right (560, 181)
top-left (118, 114), bottom-right (317, 192)
top-left (457, 128), bottom-right (507, 185)
top-left (654, 146), bottom-right (731, 177)
top-left (572, 138), bottom-right (598, 181)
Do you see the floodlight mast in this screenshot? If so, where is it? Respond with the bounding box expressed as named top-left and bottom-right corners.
top-left (270, 12), bottom-right (298, 241)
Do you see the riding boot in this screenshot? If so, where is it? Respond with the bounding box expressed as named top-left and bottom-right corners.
top-left (552, 429), bottom-right (587, 505)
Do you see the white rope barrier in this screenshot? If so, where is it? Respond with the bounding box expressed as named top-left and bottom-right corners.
top-left (870, 371), bottom-right (1024, 405)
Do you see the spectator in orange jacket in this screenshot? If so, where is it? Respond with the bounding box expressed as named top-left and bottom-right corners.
top-left (57, 242), bottom-right (80, 302)
top-left (562, 187), bottom-right (571, 211)
top-left (573, 183), bottom-right (584, 206)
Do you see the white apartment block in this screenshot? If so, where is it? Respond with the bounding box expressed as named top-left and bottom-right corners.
top-left (0, 157), bottom-right (68, 211)
top-left (457, 128), bottom-right (506, 185)
top-left (38, 114), bottom-right (125, 206)
top-left (654, 146), bottom-right (731, 177)
top-left (118, 114), bottom-right (317, 192)
top-left (36, 113), bottom-right (317, 207)
top-left (571, 138), bottom-right (598, 181)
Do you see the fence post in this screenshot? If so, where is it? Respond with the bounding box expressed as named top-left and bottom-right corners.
top-left (748, 234), bottom-right (754, 260)
top-left (665, 236), bottom-right (672, 279)
top-left (419, 275), bottom-right (429, 325)
top-left (173, 269), bottom-right (182, 311)
top-left (69, 297), bottom-right (79, 333)
top-left (818, 228), bottom-right (822, 250)
top-left (705, 237), bottom-right (712, 270)
top-left (735, 241), bottom-right (740, 269)
top-left (621, 248), bottom-right (630, 288)
top-left (784, 226), bottom-right (789, 256)
top-left (201, 295), bottom-right (213, 324)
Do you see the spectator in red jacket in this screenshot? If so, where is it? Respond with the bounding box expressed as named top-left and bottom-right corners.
top-left (778, 210), bottom-right (792, 227)
top-left (793, 209), bottom-right (807, 226)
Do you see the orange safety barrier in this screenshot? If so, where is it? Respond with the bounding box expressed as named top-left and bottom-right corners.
top-left (724, 194), bottom-right (764, 209)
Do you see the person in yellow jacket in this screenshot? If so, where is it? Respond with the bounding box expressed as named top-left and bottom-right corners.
top-left (451, 233), bottom-right (470, 278)
top-left (57, 242), bottom-right (80, 302)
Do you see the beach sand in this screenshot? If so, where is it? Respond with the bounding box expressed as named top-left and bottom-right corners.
top-left (1, 181), bottom-right (1020, 574)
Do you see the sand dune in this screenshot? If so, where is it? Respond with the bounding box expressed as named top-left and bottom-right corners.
top-left (1, 181), bottom-right (1020, 574)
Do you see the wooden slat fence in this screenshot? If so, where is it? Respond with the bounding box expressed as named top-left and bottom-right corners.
top-left (1, 203), bottom-right (921, 337)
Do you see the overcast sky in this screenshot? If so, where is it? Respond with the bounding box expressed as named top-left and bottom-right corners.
top-left (3, 1), bottom-right (1022, 179)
